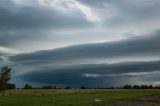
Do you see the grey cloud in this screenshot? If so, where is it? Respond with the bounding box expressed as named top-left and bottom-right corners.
top-left (80, 0), bottom-right (160, 17)
top-left (142, 73), bottom-right (160, 82)
top-left (0, 0), bottom-right (92, 30)
top-left (0, 0), bottom-right (94, 50)
top-left (1, 0), bottom-right (160, 51)
top-left (1, 0), bottom-right (160, 87)
top-left (21, 73), bottom-right (127, 87)
top-left (80, 0), bottom-right (160, 30)
top-left (0, 48), bottom-right (13, 57)
top-left (8, 30), bottom-right (160, 87)
top-left (19, 60), bottom-right (160, 87)
top-left (9, 30), bottom-right (160, 65)
top-left (0, 57), bottom-right (3, 62)
top-left (0, 29), bottom-right (51, 48)
top-left (79, 0), bottom-right (108, 8)
top-left (0, 53), bottom-right (6, 57)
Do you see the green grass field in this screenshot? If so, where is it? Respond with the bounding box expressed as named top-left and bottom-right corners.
top-left (0, 89), bottom-right (160, 106)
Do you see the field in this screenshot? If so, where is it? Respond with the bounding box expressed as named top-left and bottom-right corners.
top-left (0, 89), bottom-right (160, 106)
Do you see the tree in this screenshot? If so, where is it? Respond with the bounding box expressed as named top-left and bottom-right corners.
top-left (6, 83), bottom-right (16, 89)
top-left (80, 86), bottom-right (87, 89)
top-left (42, 85), bottom-right (53, 89)
top-left (141, 85), bottom-right (148, 89)
top-left (0, 66), bottom-right (11, 91)
top-left (24, 84), bottom-right (32, 89)
top-left (65, 86), bottom-right (71, 89)
top-left (148, 85), bottom-right (153, 89)
top-left (123, 85), bottom-right (132, 89)
top-left (133, 85), bottom-right (140, 89)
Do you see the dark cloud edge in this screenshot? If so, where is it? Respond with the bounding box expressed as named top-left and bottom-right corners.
top-left (17, 60), bottom-right (160, 86)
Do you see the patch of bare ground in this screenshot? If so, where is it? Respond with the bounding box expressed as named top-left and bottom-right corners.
top-left (90, 102), bottom-right (160, 106)
top-left (139, 94), bottom-right (160, 101)
top-left (90, 94), bottom-right (160, 106)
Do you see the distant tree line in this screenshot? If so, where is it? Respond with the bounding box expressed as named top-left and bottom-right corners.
top-left (20, 84), bottom-right (160, 89)
top-left (122, 84), bottom-right (158, 89)
top-left (22, 85), bottom-right (89, 89)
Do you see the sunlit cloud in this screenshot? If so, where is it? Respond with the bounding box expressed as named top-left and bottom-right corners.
top-left (38, 0), bottom-right (100, 22)
top-left (12, 0), bottom-right (100, 22)
top-left (0, 46), bottom-right (19, 55)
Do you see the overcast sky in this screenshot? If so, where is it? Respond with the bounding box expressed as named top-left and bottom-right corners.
top-left (1, 0), bottom-right (160, 87)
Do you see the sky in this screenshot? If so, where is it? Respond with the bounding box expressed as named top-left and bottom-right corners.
top-left (1, 0), bottom-right (160, 87)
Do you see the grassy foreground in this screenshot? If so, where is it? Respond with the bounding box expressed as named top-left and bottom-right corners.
top-left (0, 89), bottom-right (160, 106)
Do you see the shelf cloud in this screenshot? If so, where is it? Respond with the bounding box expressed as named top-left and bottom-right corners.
top-left (0, 0), bottom-right (160, 87)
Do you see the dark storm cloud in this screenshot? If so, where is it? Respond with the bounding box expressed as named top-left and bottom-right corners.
top-left (1, 0), bottom-right (160, 50)
top-left (0, 57), bottom-right (3, 62)
top-left (8, 30), bottom-right (160, 86)
top-left (21, 72), bottom-right (127, 87)
top-left (0, 29), bottom-right (50, 47)
top-left (1, 0), bottom-right (160, 87)
top-left (9, 30), bottom-right (160, 65)
top-left (0, 53), bottom-right (6, 56)
top-left (0, 0), bottom-right (94, 49)
top-left (19, 60), bottom-right (160, 87)
top-left (0, 1), bottom-right (92, 30)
